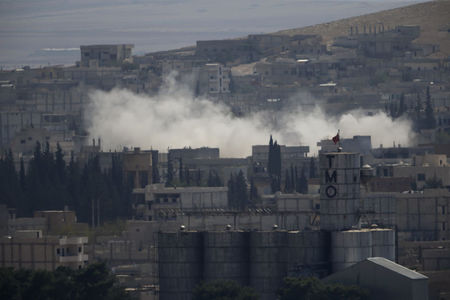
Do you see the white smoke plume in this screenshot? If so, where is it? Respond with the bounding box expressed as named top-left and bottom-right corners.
top-left (86, 77), bottom-right (415, 157)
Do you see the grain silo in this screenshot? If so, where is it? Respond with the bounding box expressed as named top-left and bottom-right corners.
top-left (203, 230), bottom-right (249, 285)
top-left (158, 231), bottom-right (203, 300)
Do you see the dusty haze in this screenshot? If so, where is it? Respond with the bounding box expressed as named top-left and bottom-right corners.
top-left (86, 78), bottom-right (415, 157)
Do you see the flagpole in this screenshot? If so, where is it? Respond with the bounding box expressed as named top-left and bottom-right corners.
top-left (337, 129), bottom-right (342, 152)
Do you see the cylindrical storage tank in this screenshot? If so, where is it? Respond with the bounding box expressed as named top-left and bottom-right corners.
top-left (286, 231), bottom-right (329, 277)
top-left (319, 152), bottom-right (360, 231)
top-left (331, 230), bottom-right (372, 272)
top-left (250, 231), bottom-right (288, 300)
top-left (371, 229), bottom-right (395, 261)
top-left (158, 231), bottom-right (203, 300)
top-left (203, 231), bottom-right (249, 285)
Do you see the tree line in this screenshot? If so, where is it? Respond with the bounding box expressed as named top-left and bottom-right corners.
top-left (166, 156), bottom-right (223, 188)
top-left (0, 263), bottom-right (134, 300)
top-left (192, 277), bottom-right (368, 300)
top-left (268, 135), bottom-right (313, 194)
top-left (386, 87), bottom-right (437, 131)
top-left (0, 142), bottom-right (133, 224)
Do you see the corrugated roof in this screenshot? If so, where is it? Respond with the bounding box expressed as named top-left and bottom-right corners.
top-left (368, 257), bottom-right (428, 280)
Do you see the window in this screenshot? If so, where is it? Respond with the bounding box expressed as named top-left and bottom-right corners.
top-left (442, 206), bottom-right (446, 215)
top-left (443, 222), bottom-right (446, 231)
top-left (417, 173), bottom-right (426, 181)
top-left (56, 248), bottom-right (60, 255)
top-left (78, 247), bottom-right (82, 253)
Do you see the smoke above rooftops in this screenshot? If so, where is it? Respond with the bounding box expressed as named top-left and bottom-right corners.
top-left (86, 75), bottom-right (414, 157)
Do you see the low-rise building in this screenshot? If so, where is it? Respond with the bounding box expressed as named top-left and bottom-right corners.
top-left (80, 44), bottom-right (134, 68)
top-left (0, 231), bottom-right (88, 270)
top-left (134, 184), bottom-right (228, 221)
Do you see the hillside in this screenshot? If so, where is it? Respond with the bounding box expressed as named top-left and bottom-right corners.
top-left (276, 0), bottom-right (450, 58)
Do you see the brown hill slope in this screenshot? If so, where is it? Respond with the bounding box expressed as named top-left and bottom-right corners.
top-left (276, 0), bottom-right (450, 57)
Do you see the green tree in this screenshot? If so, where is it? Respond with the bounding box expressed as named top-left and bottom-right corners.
top-left (249, 177), bottom-right (258, 205)
top-left (424, 86), bottom-right (436, 129)
top-left (179, 158), bottom-right (183, 182)
top-left (166, 154), bottom-right (174, 186)
top-left (0, 268), bottom-right (20, 300)
top-left (268, 135), bottom-right (274, 175)
top-left (268, 138), bottom-right (281, 193)
top-left (424, 176), bottom-right (443, 189)
top-left (398, 93), bottom-right (407, 118)
top-left (278, 277), bottom-right (368, 300)
top-left (227, 173), bottom-right (236, 209)
top-left (235, 170), bottom-right (248, 210)
top-left (227, 171), bottom-right (249, 210)
top-left (296, 167), bottom-right (308, 194)
top-left (0, 262), bottom-right (134, 300)
top-left (193, 280), bottom-right (259, 300)
top-left (207, 170), bottom-right (222, 187)
top-left (196, 169), bottom-right (202, 186)
top-left (185, 168), bottom-right (191, 186)
top-left (309, 158), bottom-right (316, 178)
top-left (284, 169), bottom-right (291, 193)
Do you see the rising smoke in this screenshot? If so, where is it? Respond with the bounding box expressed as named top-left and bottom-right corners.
top-left (86, 76), bottom-right (414, 157)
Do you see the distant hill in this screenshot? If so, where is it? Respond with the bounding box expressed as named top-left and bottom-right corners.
top-left (276, 0), bottom-right (450, 58)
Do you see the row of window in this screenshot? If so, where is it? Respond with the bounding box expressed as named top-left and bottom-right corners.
top-left (56, 246), bottom-right (82, 256)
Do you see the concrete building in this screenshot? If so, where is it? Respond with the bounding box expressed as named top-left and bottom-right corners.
top-left (335, 25), bottom-right (421, 58)
top-left (197, 63), bottom-right (231, 95)
top-left (169, 147), bottom-right (219, 161)
top-left (323, 257), bottom-right (428, 300)
top-left (0, 231), bottom-right (88, 270)
top-left (0, 111), bottom-right (42, 149)
top-left (80, 44), bottom-right (134, 68)
top-left (360, 189), bottom-right (450, 241)
top-left (123, 148), bottom-right (157, 189)
top-left (196, 39), bottom-right (252, 63)
top-left (392, 164), bottom-right (450, 189)
top-left (134, 184), bottom-right (228, 221)
top-left (33, 210), bottom-right (78, 234)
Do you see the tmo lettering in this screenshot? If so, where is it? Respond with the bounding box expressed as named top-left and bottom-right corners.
top-left (325, 170), bottom-right (337, 183)
top-left (326, 155), bottom-right (335, 168)
top-left (325, 185), bottom-right (337, 198)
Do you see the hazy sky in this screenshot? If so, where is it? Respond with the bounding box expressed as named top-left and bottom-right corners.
top-left (0, 0), bottom-right (423, 67)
